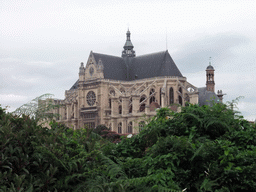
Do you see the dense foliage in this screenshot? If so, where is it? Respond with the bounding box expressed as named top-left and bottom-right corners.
top-left (1, 102), bottom-right (256, 191)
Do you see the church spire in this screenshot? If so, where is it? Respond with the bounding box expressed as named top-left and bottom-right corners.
top-left (122, 29), bottom-right (136, 57)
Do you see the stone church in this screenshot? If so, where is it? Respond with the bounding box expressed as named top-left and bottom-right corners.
top-left (49, 30), bottom-right (223, 133)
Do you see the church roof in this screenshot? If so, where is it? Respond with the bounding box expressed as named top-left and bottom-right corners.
top-left (93, 53), bottom-right (127, 81)
top-left (69, 30), bottom-right (183, 90)
top-left (131, 50), bottom-right (183, 80)
top-left (92, 50), bottom-right (183, 81)
top-left (198, 87), bottom-right (219, 106)
top-left (70, 79), bottom-right (79, 90)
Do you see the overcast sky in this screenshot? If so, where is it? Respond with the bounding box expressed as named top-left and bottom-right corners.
top-left (1, 0), bottom-right (256, 120)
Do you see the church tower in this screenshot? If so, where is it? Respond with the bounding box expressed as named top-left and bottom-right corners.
top-left (206, 59), bottom-right (215, 92)
top-left (122, 29), bottom-right (136, 57)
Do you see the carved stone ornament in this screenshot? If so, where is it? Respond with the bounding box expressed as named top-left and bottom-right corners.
top-left (89, 67), bottom-right (94, 76)
top-left (161, 87), bottom-right (166, 95)
top-left (86, 91), bottom-right (96, 106)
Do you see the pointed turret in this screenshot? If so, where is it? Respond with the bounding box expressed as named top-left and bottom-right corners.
top-left (122, 29), bottom-right (136, 57)
top-left (79, 62), bottom-right (85, 81)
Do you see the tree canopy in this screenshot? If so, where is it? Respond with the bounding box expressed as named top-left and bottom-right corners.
top-left (0, 101), bottom-right (256, 191)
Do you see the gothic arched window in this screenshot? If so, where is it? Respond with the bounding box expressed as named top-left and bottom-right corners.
top-left (150, 96), bottom-right (155, 104)
top-left (140, 95), bottom-right (146, 112)
top-left (150, 88), bottom-right (155, 95)
top-left (178, 87), bottom-right (182, 105)
top-left (129, 105), bottom-right (132, 113)
top-left (150, 88), bottom-right (156, 104)
top-left (169, 87), bottom-right (174, 104)
top-left (119, 105), bottom-right (122, 114)
top-left (118, 122), bottom-right (122, 134)
top-left (140, 104), bottom-right (145, 112)
top-left (129, 97), bottom-right (132, 113)
top-left (140, 95), bottom-right (146, 103)
top-left (179, 87), bottom-right (182, 94)
top-left (109, 98), bottom-right (111, 108)
top-left (127, 122), bottom-right (133, 133)
top-left (179, 96), bottom-right (182, 106)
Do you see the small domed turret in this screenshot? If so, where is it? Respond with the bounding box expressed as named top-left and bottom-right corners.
top-left (206, 58), bottom-right (215, 92)
top-left (206, 65), bottom-right (214, 70)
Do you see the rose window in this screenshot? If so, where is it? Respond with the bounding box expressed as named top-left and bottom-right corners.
top-left (86, 91), bottom-right (96, 106)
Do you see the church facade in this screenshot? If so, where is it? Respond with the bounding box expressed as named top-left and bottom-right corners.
top-left (49, 30), bottom-right (222, 133)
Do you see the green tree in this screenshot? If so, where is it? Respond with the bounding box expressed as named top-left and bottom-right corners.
top-left (1, 98), bottom-right (256, 191)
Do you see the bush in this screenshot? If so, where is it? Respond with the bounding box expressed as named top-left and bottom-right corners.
top-left (1, 101), bottom-right (256, 191)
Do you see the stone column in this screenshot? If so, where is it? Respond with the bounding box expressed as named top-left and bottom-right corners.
top-left (73, 122), bottom-right (78, 130)
top-left (60, 105), bottom-right (65, 120)
top-left (112, 119), bottom-right (117, 133)
top-left (121, 96), bottom-right (129, 116)
top-left (174, 84), bottom-right (178, 104)
top-left (74, 103), bottom-right (77, 119)
top-left (133, 121), bottom-right (139, 134)
top-left (132, 95), bottom-right (140, 114)
top-left (111, 97), bottom-right (119, 117)
top-left (161, 94), bottom-right (165, 108)
top-left (123, 119), bottom-right (127, 134)
top-left (58, 106), bottom-right (62, 120)
top-left (53, 107), bottom-right (57, 120)
top-left (66, 104), bottom-right (71, 120)
top-left (145, 103), bottom-right (150, 114)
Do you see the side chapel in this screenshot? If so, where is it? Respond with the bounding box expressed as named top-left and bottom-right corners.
top-left (49, 30), bottom-right (223, 133)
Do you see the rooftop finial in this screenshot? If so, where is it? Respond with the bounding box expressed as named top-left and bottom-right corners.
top-left (126, 29), bottom-right (131, 41)
top-left (209, 57), bottom-right (211, 66)
top-left (166, 27), bottom-right (168, 51)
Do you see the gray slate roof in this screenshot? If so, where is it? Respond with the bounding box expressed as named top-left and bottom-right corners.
top-left (198, 87), bottom-right (219, 106)
top-left (94, 50), bottom-right (182, 81)
top-left (124, 40), bottom-right (133, 48)
top-left (93, 53), bottom-right (127, 81)
top-left (129, 51), bottom-right (183, 80)
top-left (69, 50), bottom-right (183, 90)
top-left (70, 79), bottom-right (79, 90)
top-left (206, 65), bottom-right (214, 70)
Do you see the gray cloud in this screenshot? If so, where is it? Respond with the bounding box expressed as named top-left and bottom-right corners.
top-left (0, 0), bottom-right (255, 121)
top-left (174, 33), bottom-right (250, 73)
